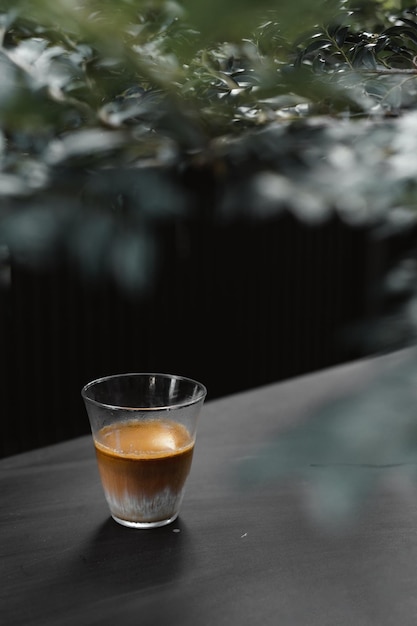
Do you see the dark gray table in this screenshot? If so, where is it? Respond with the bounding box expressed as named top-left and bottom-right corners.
top-left (2, 352), bottom-right (417, 625)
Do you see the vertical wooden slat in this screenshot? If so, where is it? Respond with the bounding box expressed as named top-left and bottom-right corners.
top-left (1, 214), bottom-right (375, 457)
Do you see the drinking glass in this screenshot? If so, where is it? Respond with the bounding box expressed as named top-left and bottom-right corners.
top-left (82, 373), bottom-right (207, 528)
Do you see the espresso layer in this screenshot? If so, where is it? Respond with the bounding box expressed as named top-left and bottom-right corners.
top-left (94, 419), bottom-right (194, 523)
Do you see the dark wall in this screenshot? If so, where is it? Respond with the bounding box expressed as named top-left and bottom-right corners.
top-left (1, 213), bottom-right (375, 457)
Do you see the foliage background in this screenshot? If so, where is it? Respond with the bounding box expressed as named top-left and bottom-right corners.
top-left (0, 0), bottom-right (417, 284)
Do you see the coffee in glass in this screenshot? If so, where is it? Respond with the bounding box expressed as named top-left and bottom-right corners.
top-left (82, 373), bottom-right (207, 528)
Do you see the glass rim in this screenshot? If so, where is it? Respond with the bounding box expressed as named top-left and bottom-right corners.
top-left (81, 372), bottom-right (207, 411)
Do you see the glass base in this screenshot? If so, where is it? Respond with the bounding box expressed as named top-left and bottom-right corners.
top-left (111, 512), bottom-right (179, 529)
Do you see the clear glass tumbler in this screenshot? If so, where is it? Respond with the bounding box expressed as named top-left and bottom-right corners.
top-left (82, 373), bottom-right (207, 529)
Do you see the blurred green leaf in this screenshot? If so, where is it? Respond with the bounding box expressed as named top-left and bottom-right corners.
top-left (108, 228), bottom-right (156, 293)
top-left (182, 0), bottom-right (341, 45)
top-left (240, 349), bottom-right (417, 525)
